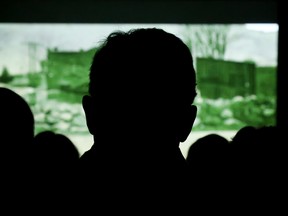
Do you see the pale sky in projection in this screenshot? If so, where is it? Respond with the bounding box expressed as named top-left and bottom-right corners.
top-left (0, 23), bottom-right (278, 74)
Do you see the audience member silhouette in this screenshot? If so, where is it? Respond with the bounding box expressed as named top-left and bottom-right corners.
top-left (33, 130), bottom-right (80, 177)
top-left (230, 125), bottom-right (279, 176)
top-left (185, 133), bottom-right (231, 200)
top-left (186, 133), bottom-right (230, 170)
top-left (33, 130), bottom-right (80, 209)
top-left (229, 125), bottom-right (283, 212)
top-left (77, 28), bottom-right (198, 211)
top-left (0, 87), bottom-right (36, 209)
top-left (230, 125), bottom-right (257, 146)
top-left (0, 87), bottom-right (34, 157)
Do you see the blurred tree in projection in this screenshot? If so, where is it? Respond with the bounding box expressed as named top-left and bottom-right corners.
top-left (181, 24), bottom-right (276, 130)
top-left (0, 67), bottom-right (13, 83)
top-left (182, 24), bottom-right (230, 60)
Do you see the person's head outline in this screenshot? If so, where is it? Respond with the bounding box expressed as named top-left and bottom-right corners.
top-left (82, 28), bottom-right (197, 146)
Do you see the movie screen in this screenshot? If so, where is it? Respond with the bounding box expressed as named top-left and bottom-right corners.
top-left (0, 23), bottom-right (278, 156)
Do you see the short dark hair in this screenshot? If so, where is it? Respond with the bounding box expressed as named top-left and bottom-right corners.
top-left (89, 28), bottom-right (197, 108)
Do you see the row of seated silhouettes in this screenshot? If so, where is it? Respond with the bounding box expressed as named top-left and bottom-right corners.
top-left (0, 86), bottom-right (80, 212)
top-left (185, 125), bottom-right (283, 212)
top-left (0, 27), bottom-right (284, 213)
top-left (0, 84), bottom-right (282, 212)
top-left (1, 85), bottom-right (281, 213)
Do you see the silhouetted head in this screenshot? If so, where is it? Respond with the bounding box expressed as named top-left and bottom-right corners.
top-left (231, 125), bottom-right (257, 145)
top-left (0, 87), bottom-right (34, 149)
top-left (33, 130), bottom-right (80, 166)
top-left (255, 125), bottom-right (278, 144)
top-left (230, 125), bottom-right (279, 169)
top-left (82, 28), bottom-right (197, 146)
top-left (186, 133), bottom-right (230, 166)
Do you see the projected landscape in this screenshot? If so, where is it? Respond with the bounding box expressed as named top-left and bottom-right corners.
top-left (0, 23), bottom-right (278, 154)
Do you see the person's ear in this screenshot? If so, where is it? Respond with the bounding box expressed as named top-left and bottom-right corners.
top-left (178, 105), bottom-right (197, 142)
top-left (82, 95), bottom-right (96, 135)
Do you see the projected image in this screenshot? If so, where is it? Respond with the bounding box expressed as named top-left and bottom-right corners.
top-left (0, 23), bottom-right (278, 155)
